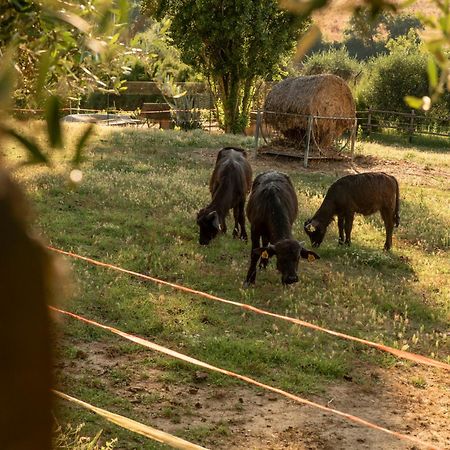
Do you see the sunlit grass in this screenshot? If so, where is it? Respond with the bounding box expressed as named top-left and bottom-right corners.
top-left (3, 124), bottom-right (449, 448)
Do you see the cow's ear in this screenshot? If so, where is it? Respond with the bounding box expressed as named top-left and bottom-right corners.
top-left (300, 247), bottom-right (320, 262)
top-left (207, 210), bottom-right (221, 231)
top-left (253, 245), bottom-right (276, 258)
top-left (304, 219), bottom-right (319, 233)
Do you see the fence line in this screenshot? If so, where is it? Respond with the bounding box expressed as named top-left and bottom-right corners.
top-left (48, 246), bottom-right (450, 371)
top-left (51, 307), bottom-right (442, 450)
top-left (55, 391), bottom-right (208, 450)
top-left (357, 109), bottom-right (450, 139)
top-left (9, 106), bottom-right (449, 139)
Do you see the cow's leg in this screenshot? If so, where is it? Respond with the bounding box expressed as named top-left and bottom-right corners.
top-left (259, 235), bottom-right (270, 269)
top-left (220, 215), bottom-right (227, 234)
top-left (244, 229), bottom-right (261, 286)
top-left (344, 212), bottom-right (354, 245)
top-left (381, 208), bottom-right (394, 251)
top-left (338, 215), bottom-right (345, 245)
top-left (232, 206), bottom-right (240, 238)
top-left (238, 200), bottom-right (247, 241)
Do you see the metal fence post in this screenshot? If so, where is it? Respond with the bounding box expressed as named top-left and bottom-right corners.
top-left (408, 109), bottom-right (415, 144)
top-left (350, 118), bottom-right (357, 162)
top-left (304, 115), bottom-right (313, 168)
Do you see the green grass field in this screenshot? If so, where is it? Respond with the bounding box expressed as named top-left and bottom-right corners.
top-left (3, 125), bottom-right (449, 449)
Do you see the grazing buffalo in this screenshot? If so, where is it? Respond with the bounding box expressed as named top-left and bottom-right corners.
top-left (244, 171), bottom-right (320, 286)
top-left (197, 147), bottom-right (252, 245)
top-left (304, 172), bottom-right (400, 250)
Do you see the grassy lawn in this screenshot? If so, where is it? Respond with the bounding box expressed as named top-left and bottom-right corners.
top-left (3, 124), bottom-right (449, 449)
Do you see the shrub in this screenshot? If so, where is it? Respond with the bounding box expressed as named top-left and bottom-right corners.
top-left (357, 33), bottom-right (428, 112)
top-left (300, 48), bottom-right (363, 82)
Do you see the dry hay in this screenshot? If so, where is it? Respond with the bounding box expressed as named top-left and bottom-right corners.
top-left (264, 74), bottom-right (356, 153)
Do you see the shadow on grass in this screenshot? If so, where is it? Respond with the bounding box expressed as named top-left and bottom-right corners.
top-left (361, 132), bottom-right (450, 153)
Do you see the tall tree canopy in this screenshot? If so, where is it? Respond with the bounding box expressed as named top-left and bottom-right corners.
top-left (143, 0), bottom-right (306, 133)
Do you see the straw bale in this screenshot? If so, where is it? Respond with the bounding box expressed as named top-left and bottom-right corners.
top-left (264, 74), bottom-right (355, 150)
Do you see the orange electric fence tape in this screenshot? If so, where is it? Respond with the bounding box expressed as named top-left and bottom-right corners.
top-left (51, 307), bottom-right (442, 450)
top-left (54, 390), bottom-right (209, 450)
top-left (48, 246), bottom-right (450, 371)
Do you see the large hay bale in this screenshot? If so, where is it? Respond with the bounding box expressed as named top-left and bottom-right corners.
top-left (264, 74), bottom-right (355, 151)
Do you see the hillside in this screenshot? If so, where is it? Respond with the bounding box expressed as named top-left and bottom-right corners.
top-left (313, 0), bottom-right (439, 41)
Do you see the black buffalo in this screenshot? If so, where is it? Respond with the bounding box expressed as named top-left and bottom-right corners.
top-left (304, 172), bottom-right (400, 250)
top-left (197, 147), bottom-right (252, 245)
top-left (244, 171), bottom-right (319, 286)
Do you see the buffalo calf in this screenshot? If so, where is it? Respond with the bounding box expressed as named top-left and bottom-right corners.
top-left (304, 172), bottom-right (400, 250)
top-left (197, 147), bottom-right (252, 245)
top-left (244, 171), bottom-right (319, 286)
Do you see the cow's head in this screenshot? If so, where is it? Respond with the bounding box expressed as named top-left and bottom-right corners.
top-left (304, 219), bottom-right (325, 248)
top-left (253, 239), bottom-right (320, 285)
top-left (196, 209), bottom-right (221, 245)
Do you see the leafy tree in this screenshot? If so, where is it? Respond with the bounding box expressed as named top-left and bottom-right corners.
top-left (1, 0), bottom-right (130, 108)
top-left (384, 14), bottom-right (423, 40)
top-left (124, 19), bottom-right (200, 82)
top-left (0, 0), bottom-right (130, 167)
top-left (341, 12), bottom-right (423, 61)
top-left (142, 0), bottom-right (307, 133)
top-left (344, 9), bottom-right (386, 46)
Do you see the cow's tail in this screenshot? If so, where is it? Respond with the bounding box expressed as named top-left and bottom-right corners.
top-left (393, 177), bottom-right (400, 227)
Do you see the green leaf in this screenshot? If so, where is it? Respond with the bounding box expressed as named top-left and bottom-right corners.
top-left (72, 124), bottom-right (95, 167)
top-left (427, 56), bottom-right (438, 89)
top-left (109, 32), bottom-right (121, 46)
top-left (117, 0), bottom-right (129, 23)
top-left (98, 9), bottom-right (113, 34)
top-left (45, 96), bottom-right (63, 149)
top-left (36, 51), bottom-right (52, 98)
top-left (0, 63), bottom-right (16, 106)
top-left (404, 95), bottom-right (423, 109)
top-left (1, 127), bottom-right (49, 165)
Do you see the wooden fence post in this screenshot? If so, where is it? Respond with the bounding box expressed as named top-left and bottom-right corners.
top-left (304, 115), bottom-right (313, 168)
top-left (367, 107), bottom-right (372, 138)
top-left (255, 109), bottom-right (262, 153)
top-left (209, 90), bottom-right (213, 133)
top-left (408, 109), bottom-right (415, 143)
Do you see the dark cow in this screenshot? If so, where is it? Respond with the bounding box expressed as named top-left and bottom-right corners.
top-left (304, 172), bottom-right (400, 250)
top-left (197, 147), bottom-right (252, 245)
top-left (244, 171), bottom-right (320, 286)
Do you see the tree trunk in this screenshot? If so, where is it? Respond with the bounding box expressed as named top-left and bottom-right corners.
top-left (215, 73), bottom-right (255, 134)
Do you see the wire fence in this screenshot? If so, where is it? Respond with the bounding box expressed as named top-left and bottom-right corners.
top-left (9, 106), bottom-right (449, 148)
top-left (52, 305), bottom-right (443, 450)
top-left (357, 108), bottom-right (450, 140)
top-left (253, 110), bottom-right (357, 167)
top-left (48, 246), bottom-right (450, 371)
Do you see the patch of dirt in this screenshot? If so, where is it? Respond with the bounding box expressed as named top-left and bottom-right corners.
top-left (191, 148), bottom-right (450, 188)
top-left (58, 342), bottom-right (450, 450)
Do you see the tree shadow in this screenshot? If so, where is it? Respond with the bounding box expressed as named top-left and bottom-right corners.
top-left (361, 132), bottom-right (450, 154)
